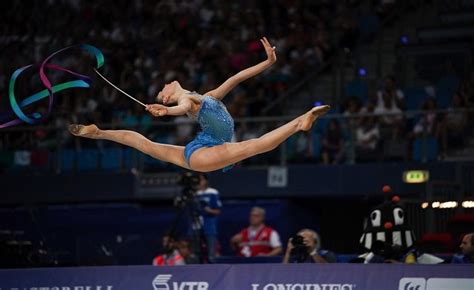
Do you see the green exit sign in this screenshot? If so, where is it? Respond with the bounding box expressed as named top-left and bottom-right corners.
top-left (403, 170), bottom-right (429, 183)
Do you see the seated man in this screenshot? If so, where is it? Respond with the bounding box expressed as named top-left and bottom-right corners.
top-left (283, 229), bottom-right (336, 263)
top-left (177, 240), bottom-right (199, 265)
top-left (230, 207), bottom-right (282, 257)
top-left (152, 235), bottom-right (185, 266)
top-left (452, 233), bottom-right (474, 264)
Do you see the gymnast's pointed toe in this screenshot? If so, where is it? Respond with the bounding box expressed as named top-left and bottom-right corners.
top-left (299, 105), bottom-right (331, 131)
top-left (68, 124), bottom-right (99, 138)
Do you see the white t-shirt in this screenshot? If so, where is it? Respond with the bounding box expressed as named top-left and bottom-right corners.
top-left (374, 105), bottom-right (402, 125)
top-left (376, 89), bottom-right (404, 108)
top-left (356, 126), bottom-right (380, 149)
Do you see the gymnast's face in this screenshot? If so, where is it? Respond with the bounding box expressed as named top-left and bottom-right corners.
top-left (157, 81), bottom-right (180, 105)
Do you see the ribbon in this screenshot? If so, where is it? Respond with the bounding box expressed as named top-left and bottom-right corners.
top-left (0, 44), bottom-right (104, 128)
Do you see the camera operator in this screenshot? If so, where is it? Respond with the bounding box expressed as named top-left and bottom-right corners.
top-left (283, 229), bottom-right (336, 264)
top-left (195, 173), bottom-right (222, 263)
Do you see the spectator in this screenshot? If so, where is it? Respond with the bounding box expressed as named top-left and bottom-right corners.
top-left (383, 123), bottom-right (408, 161)
top-left (321, 120), bottom-right (345, 164)
top-left (283, 229), bottom-right (336, 263)
top-left (451, 233), bottom-right (474, 264)
top-left (195, 173), bottom-right (222, 263)
top-left (374, 91), bottom-right (403, 127)
top-left (231, 207), bottom-right (282, 257)
top-left (334, 3), bottom-right (359, 49)
top-left (342, 96), bottom-right (362, 135)
top-left (376, 76), bottom-right (405, 111)
top-left (343, 96), bottom-right (362, 119)
top-left (314, 30), bottom-right (333, 64)
top-left (355, 115), bottom-right (380, 161)
top-left (177, 240), bottom-right (199, 265)
top-left (440, 92), bottom-right (468, 154)
top-left (412, 98), bottom-right (442, 138)
top-left (152, 235), bottom-right (185, 266)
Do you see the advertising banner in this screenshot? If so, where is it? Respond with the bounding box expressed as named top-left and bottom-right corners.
top-left (0, 264), bottom-right (473, 290)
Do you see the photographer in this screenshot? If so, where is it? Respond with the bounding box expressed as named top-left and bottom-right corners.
top-left (283, 229), bottom-right (336, 264)
top-left (451, 233), bottom-right (474, 264)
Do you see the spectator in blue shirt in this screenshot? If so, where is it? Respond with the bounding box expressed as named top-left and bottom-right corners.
top-left (452, 233), bottom-right (474, 264)
top-left (196, 173), bottom-right (222, 263)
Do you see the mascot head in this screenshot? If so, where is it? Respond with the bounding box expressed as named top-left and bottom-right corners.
top-left (360, 186), bottom-right (415, 253)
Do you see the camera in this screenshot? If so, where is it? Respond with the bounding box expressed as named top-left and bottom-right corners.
top-left (174, 172), bottom-right (201, 208)
top-left (291, 234), bottom-right (310, 262)
top-left (179, 172), bottom-right (200, 194)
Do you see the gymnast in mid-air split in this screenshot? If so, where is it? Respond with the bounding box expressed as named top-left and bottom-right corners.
top-left (69, 37), bottom-right (330, 172)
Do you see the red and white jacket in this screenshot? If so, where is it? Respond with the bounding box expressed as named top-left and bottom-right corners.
top-left (238, 225), bottom-right (280, 257)
top-left (153, 250), bottom-right (185, 266)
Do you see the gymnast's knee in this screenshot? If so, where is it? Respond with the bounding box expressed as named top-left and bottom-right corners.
top-left (137, 138), bottom-right (154, 155)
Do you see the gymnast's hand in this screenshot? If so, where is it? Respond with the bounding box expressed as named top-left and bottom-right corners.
top-left (260, 36), bottom-right (277, 64)
top-left (146, 104), bottom-right (168, 117)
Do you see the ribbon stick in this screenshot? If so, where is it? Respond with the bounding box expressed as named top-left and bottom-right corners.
top-left (94, 69), bottom-right (146, 107)
top-left (0, 44), bottom-right (104, 129)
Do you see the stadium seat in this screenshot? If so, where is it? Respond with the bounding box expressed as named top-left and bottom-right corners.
top-left (100, 148), bottom-right (122, 170)
top-left (344, 80), bottom-right (369, 104)
top-left (359, 14), bottom-right (379, 39)
top-left (420, 233), bottom-right (453, 253)
top-left (122, 148), bottom-right (136, 170)
top-left (0, 151), bottom-right (14, 168)
top-left (311, 130), bottom-right (322, 158)
top-left (60, 149), bottom-right (76, 172)
top-left (404, 86), bottom-right (427, 110)
top-left (412, 137), bottom-right (438, 161)
top-left (30, 150), bottom-right (51, 171)
top-left (77, 149), bottom-right (99, 171)
top-left (436, 75), bottom-right (459, 108)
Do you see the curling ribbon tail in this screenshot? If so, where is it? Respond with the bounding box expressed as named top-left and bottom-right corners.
top-left (0, 44), bottom-right (104, 128)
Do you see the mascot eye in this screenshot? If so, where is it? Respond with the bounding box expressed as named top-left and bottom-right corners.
top-left (370, 210), bottom-right (381, 227)
top-left (394, 208), bottom-right (404, 225)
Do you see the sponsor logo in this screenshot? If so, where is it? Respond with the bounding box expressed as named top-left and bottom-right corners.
top-left (251, 283), bottom-right (355, 290)
top-left (399, 278), bottom-right (426, 290)
top-left (399, 277), bottom-right (474, 290)
top-left (152, 274), bottom-right (209, 290)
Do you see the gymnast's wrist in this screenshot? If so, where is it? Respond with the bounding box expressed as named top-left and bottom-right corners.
top-left (266, 59), bottom-right (275, 65)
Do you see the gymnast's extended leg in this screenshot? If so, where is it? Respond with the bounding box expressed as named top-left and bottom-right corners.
top-left (69, 125), bottom-right (189, 169)
top-left (189, 105), bottom-right (330, 172)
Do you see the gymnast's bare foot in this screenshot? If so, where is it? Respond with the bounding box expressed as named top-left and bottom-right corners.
top-left (68, 124), bottom-right (100, 138)
top-left (298, 105), bottom-right (331, 131)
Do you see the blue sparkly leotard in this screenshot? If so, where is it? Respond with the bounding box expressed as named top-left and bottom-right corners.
top-left (184, 94), bottom-right (235, 171)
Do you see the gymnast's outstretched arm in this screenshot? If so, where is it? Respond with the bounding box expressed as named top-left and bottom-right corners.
top-left (205, 37), bottom-right (277, 101)
top-left (146, 100), bottom-right (192, 117)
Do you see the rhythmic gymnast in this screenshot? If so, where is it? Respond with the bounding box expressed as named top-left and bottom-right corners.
top-left (69, 37), bottom-right (330, 172)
